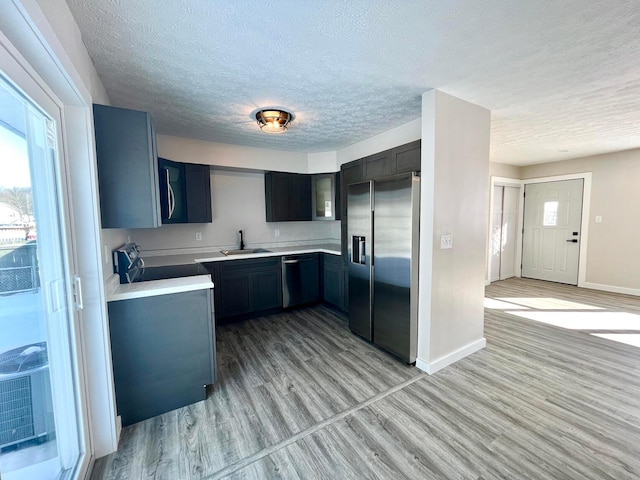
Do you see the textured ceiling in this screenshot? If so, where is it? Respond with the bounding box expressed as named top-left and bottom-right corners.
top-left (65, 0), bottom-right (640, 165)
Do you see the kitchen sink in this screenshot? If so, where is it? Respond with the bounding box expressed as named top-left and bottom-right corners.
top-left (220, 248), bottom-right (271, 256)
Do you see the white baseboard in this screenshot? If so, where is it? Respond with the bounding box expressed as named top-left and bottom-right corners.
top-left (580, 282), bottom-right (640, 297)
top-left (416, 338), bottom-right (486, 375)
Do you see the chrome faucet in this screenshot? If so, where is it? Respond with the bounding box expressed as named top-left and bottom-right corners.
top-left (239, 229), bottom-right (245, 250)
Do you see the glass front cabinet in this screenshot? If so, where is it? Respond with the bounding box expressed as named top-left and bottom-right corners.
top-left (312, 173), bottom-right (337, 221)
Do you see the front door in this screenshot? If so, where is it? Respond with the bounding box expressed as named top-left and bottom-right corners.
top-left (521, 179), bottom-right (584, 285)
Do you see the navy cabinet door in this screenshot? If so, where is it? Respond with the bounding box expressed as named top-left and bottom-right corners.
top-left (252, 269), bottom-right (283, 311)
top-left (158, 158), bottom-right (187, 223)
top-left (219, 273), bottom-right (252, 318)
top-left (323, 255), bottom-right (343, 309)
top-left (93, 104), bottom-right (161, 228)
top-left (362, 150), bottom-right (393, 180)
top-left (392, 139), bottom-right (421, 174)
top-left (288, 174), bottom-right (312, 221)
top-left (185, 163), bottom-right (212, 223)
top-left (265, 172), bottom-right (290, 222)
top-left (265, 172), bottom-right (312, 222)
top-left (108, 289), bottom-right (214, 426)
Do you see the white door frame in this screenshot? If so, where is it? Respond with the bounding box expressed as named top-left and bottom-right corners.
top-left (488, 172), bottom-right (592, 288)
top-left (487, 176), bottom-right (523, 284)
top-left (521, 173), bottom-right (592, 287)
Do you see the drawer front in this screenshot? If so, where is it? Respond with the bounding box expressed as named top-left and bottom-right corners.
top-left (219, 256), bottom-right (280, 275)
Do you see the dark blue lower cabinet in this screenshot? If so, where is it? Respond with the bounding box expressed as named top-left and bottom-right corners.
top-left (108, 289), bottom-right (215, 426)
top-left (323, 254), bottom-right (347, 312)
top-left (204, 257), bottom-right (283, 321)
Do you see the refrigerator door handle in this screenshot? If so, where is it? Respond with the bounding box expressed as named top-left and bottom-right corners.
top-left (359, 238), bottom-right (366, 264)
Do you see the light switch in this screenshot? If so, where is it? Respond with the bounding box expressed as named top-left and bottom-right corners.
top-left (595, 216), bottom-right (602, 224)
top-left (440, 234), bottom-right (453, 249)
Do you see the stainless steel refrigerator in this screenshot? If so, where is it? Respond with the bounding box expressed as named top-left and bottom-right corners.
top-left (347, 172), bottom-right (420, 364)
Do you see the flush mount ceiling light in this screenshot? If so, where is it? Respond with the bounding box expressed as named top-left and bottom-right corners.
top-left (254, 109), bottom-right (293, 134)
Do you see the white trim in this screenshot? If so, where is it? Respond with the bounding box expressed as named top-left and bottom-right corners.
top-left (487, 176), bottom-right (523, 283)
top-left (521, 172), bottom-right (592, 287)
top-left (581, 282), bottom-right (640, 297)
top-left (415, 338), bottom-right (486, 375)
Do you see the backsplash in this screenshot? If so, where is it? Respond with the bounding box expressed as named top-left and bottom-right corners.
top-left (130, 168), bottom-right (340, 255)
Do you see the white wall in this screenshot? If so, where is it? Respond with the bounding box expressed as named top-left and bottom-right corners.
top-left (132, 168), bottom-right (339, 253)
top-left (490, 161), bottom-right (520, 179)
top-left (35, 0), bottom-right (109, 104)
top-left (417, 90), bottom-right (490, 373)
top-left (157, 134), bottom-right (309, 172)
top-left (308, 151), bottom-right (338, 173)
top-left (521, 149), bottom-right (640, 295)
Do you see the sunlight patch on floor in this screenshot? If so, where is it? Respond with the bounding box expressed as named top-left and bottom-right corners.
top-left (508, 310), bottom-right (640, 331)
top-left (483, 298), bottom-right (529, 310)
top-left (497, 297), bottom-right (604, 310)
top-left (591, 333), bottom-right (640, 348)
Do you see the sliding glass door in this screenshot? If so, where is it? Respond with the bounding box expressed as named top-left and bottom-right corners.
top-left (0, 68), bottom-right (86, 479)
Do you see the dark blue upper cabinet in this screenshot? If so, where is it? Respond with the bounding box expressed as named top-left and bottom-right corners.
top-left (265, 172), bottom-right (312, 222)
top-left (158, 158), bottom-right (187, 224)
top-left (93, 104), bottom-right (161, 229)
top-left (158, 158), bottom-right (212, 224)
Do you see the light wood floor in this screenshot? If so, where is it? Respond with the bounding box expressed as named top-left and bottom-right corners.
top-left (91, 278), bottom-right (640, 479)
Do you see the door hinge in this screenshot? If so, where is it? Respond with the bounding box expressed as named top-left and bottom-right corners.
top-left (73, 275), bottom-right (84, 310)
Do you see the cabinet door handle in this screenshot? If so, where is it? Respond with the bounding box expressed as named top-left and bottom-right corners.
top-left (566, 239), bottom-right (578, 243)
top-left (283, 259), bottom-right (299, 264)
top-left (164, 169), bottom-right (175, 219)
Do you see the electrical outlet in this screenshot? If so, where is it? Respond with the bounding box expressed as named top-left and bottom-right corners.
top-left (440, 234), bottom-right (453, 249)
top-left (195, 232), bottom-right (202, 241)
top-left (274, 229), bottom-right (280, 238)
top-left (127, 235), bottom-right (131, 244)
top-left (104, 245), bottom-right (110, 263)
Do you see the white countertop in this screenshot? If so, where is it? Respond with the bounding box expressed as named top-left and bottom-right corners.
top-left (107, 274), bottom-right (214, 302)
top-left (142, 243), bottom-right (341, 267)
top-left (106, 243), bottom-right (340, 302)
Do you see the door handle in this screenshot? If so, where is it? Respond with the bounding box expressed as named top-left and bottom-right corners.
top-left (566, 239), bottom-right (578, 243)
top-left (283, 259), bottom-right (299, 264)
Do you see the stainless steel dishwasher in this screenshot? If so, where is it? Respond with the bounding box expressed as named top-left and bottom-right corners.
top-left (281, 254), bottom-right (320, 308)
